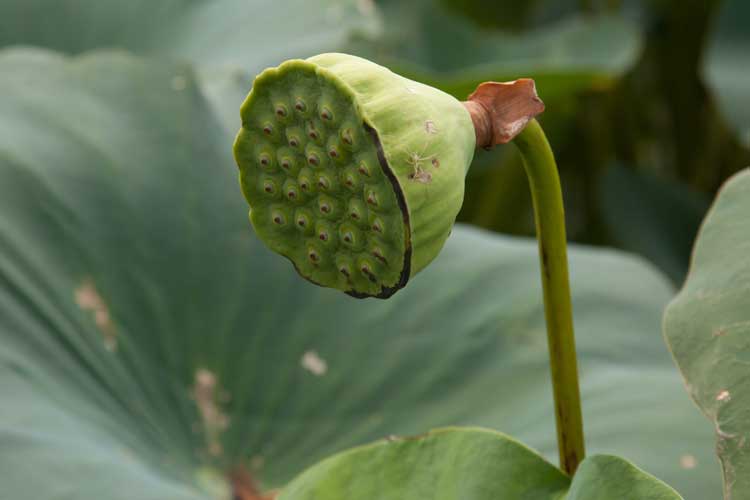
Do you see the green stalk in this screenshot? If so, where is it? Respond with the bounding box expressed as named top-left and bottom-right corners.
top-left (513, 119), bottom-right (585, 475)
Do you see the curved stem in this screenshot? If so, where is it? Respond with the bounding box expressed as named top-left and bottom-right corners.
top-left (513, 119), bottom-right (585, 475)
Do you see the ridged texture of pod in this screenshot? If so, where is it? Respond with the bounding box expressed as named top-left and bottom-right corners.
top-left (234, 53), bottom-right (475, 298)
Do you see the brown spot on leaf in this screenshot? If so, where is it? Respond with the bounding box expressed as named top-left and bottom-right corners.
top-left (301, 350), bottom-right (328, 376)
top-left (75, 278), bottom-right (117, 351)
top-left (680, 454), bottom-right (698, 469)
top-left (193, 369), bottom-right (230, 457)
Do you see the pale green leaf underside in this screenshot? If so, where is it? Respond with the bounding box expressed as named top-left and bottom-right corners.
top-left (280, 428), bottom-right (681, 500)
top-left (664, 169), bottom-right (750, 499)
top-left (0, 48), bottom-right (718, 499)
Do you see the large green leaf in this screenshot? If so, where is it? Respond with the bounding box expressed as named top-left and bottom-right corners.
top-left (0, 48), bottom-right (719, 498)
top-left (0, 0), bottom-right (379, 70)
top-left (705, 0), bottom-right (750, 147)
top-left (663, 169), bottom-right (750, 499)
top-left (280, 428), bottom-right (681, 500)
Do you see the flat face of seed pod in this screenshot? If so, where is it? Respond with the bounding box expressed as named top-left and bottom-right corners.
top-left (234, 61), bottom-right (408, 298)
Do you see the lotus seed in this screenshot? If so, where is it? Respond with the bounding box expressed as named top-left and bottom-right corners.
top-left (294, 99), bottom-right (306, 112)
top-left (348, 198), bottom-right (366, 222)
top-left (341, 129), bottom-right (353, 145)
top-left (271, 210), bottom-right (286, 226)
top-left (320, 108), bottom-right (332, 121)
top-left (275, 105), bottom-right (287, 118)
top-left (358, 161), bottom-right (371, 177)
top-left (294, 209), bottom-right (313, 234)
top-left (372, 247), bottom-right (387, 264)
top-left (371, 218), bottom-right (384, 234)
top-left (262, 179), bottom-right (277, 195)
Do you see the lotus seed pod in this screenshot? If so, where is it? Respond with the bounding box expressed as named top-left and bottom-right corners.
top-left (234, 53), bottom-right (543, 298)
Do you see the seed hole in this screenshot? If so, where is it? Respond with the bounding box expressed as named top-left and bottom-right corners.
top-left (319, 233), bottom-right (328, 241)
top-left (275, 106), bottom-right (287, 118)
top-left (289, 138), bottom-right (299, 148)
top-left (295, 100), bottom-right (306, 112)
top-left (320, 109), bottom-right (332, 120)
top-left (372, 250), bottom-right (387, 264)
top-left (263, 125), bottom-right (273, 135)
top-left (308, 155), bottom-right (319, 166)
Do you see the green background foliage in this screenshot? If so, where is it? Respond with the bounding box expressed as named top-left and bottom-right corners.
top-left (1, 0), bottom-right (748, 499)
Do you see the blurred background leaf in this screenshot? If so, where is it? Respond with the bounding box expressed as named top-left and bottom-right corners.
top-left (598, 164), bottom-right (710, 284)
top-left (0, 0), bottom-right (380, 70)
top-left (0, 48), bottom-right (719, 499)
